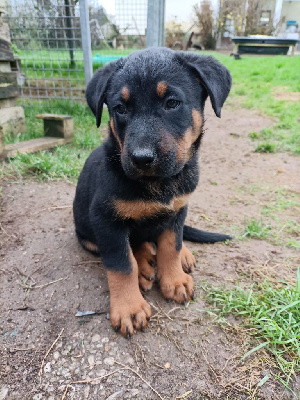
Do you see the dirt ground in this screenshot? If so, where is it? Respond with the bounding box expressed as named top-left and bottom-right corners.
top-left (0, 105), bottom-right (299, 400)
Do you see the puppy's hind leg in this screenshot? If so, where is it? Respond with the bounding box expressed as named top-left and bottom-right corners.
top-left (134, 242), bottom-right (157, 292)
top-left (181, 243), bottom-right (196, 273)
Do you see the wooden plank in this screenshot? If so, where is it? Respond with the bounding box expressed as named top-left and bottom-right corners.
top-left (0, 39), bottom-right (14, 61)
top-left (0, 126), bottom-right (4, 157)
top-left (4, 136), bottom-right (73, 158)
top-left (0, 83), bottom-right (19, 98)
top-left (0, 22), bottom-right (11, 43)
top-left (0, 72), bottom-right (19, 99)
top-left (0, 98), bottom-right (17, 108)
top-left (0, 106), bottom-right (25, 126)
top-left (0, 62), bottom-right (11, 73)
top-left (35, 114), bottom-right (73, 121)
top-left (0, 72), bottom-right (18, 84)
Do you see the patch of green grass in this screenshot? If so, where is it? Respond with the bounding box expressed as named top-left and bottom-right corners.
top-left (202, 270), bottom-right (300, 391)
top-left (1, 100), bottom-right (109, 182)
top-left (242, 217), bottom-right (271, 239)
top-left (255, 143), bottom-right (277, 153)
top-left (262, 188), bottom-right (300, 213)
top-left (200, 52), bottom-right (300, 154)
top-left (248, 131), bottom-right (260, 140)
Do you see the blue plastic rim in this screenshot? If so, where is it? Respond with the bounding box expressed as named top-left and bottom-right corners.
top-left (92, 54), bottom-right (122, 65)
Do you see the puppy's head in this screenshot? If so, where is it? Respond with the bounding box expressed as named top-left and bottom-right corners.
top-left (86, 48), bottom-right (231, 180)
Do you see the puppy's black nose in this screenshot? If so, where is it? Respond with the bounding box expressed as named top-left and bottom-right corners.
top-left (132, 149), bottom-right (155, 169)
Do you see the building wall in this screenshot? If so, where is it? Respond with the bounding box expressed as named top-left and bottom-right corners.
top-left (279, 0), bottom-right (300, 38)
top-left (281, 1), bottom-right (300, 25)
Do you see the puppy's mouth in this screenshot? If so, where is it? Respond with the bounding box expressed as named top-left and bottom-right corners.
top-left (124, 166), bottom-right (159, 180)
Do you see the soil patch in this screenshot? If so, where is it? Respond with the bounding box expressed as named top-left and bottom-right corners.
top-left (0, 106), bottom-right (299, 400)
top-left (272, 87), bottom-right (300, 101)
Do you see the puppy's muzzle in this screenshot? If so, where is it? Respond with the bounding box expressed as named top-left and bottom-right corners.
top-left (131, 149), bottom-right (156, 170)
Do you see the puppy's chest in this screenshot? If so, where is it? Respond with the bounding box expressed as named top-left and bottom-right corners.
top-left (114, 193), bottom-right (190, 220)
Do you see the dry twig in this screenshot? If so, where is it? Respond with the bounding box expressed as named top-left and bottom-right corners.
top-left (19, 277), bottom-right (67, 290)
top-left (114, 361), bottom-right (164, 400)
top-left (61, 369), bottom-right (122, 400)
top-left (39, 327), bottom-right (64, 380)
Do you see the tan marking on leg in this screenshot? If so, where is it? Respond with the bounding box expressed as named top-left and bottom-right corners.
top-left (157, 230), bottom-right (194, 304)
top-left (81, 240), bottom-right (99, 253)
top-left (134, 242), bottom-right (157, 292)
top-left (121, 86), bottom-right (130, 102)
top-left (181, 243), bottom-right (196, 273)
top-left (157, 81), bottom-right (167, 97)
top-left (110, 118), bottom-right (123, 150)
top-left (107, 248), bottom-right (152, 337)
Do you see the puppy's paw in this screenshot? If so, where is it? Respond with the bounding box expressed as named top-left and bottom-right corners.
top-left (110, 296), bottom-right (152, 338)
top-left (134, 242), bottom-right (156, 292)
top-left (158, 269), bottom-right (194, 304)
top-left (181, 244), bottom-right (196, 273)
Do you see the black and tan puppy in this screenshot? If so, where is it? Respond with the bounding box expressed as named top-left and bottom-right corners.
top-left (73, 48), bottom-right (232, 338)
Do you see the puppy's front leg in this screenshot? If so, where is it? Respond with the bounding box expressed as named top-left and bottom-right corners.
top-left (157, 211), bottom-right (194, 304)
top-left (107, 248), bottom-right (151, 338)
top-left (90, 216), bottom-right (151, 337)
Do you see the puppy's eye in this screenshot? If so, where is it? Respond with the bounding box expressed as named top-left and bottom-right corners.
top-left (165, 99), bottom-right (181, 110)
top-left (115, 104), bottom-right (127, 114)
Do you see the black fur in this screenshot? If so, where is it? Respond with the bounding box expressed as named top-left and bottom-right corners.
top-left (73, 48), bottom-right (232, 274)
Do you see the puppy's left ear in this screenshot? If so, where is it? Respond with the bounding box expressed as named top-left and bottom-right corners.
top-left (177, 53), bottom-right (232, 117)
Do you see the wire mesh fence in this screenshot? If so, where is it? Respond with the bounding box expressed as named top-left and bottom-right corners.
top-left (5, 0), bottom-right (86, 105)
top-left (4, 0), bottom-right (150, 105)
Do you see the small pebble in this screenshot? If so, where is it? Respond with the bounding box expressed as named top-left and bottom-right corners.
top-left (92, 334), bottom-right (101, 343)
top-left (88, 355), bottom-right (95, 366)
top-left (104, 357), bottom-right (115, 366)
top-left (44, 362), bottom-right (51, 373)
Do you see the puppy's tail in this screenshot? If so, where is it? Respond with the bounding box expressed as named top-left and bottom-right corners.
top-left (183, 225), bottom-right (232, 243)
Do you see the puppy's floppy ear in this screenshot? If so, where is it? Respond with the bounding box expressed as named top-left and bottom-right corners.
top-left (86, 59), bottom-right (123, 127)
top-left (177, 53), bottom-right (232, 117)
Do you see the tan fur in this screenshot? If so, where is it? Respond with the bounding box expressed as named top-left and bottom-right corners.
top-left (134, 242), bottom-right (157, 292)
top-left (107, 248), bottom-right (152, 337)
top-left (176, 127), bottom-right (193, 163)
top-left (192, 109), bottom-right (202, 134)
top-left (81, 240), bottom-right (99, 253)
top-left (181, 243), bottom-right (196, 273)
top-left (157, 81), bottom-right (167, 97)
top-left (121, 86), bottom-right (130, 101)
top-left (160, 130), bottom-right (177, 154)
top-left (176, 109), bottom-right (202, 163)
top-left (114, 194), bottom-right (190, 220)
top-left (157, 230), bottom-right (194, 303)
top-left (110, 118), bottom-right (123, 150)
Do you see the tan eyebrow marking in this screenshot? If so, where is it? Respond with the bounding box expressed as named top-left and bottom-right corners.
top-left (157, 81), bottom-right (168, 97)
top-left (121, 86), bottom-right (130, 101)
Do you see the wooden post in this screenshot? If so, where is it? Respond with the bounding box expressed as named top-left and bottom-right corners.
top-left (0, 125), bottom-right (4, 158)
top-left (0, 4), bottom-right (26, 137)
